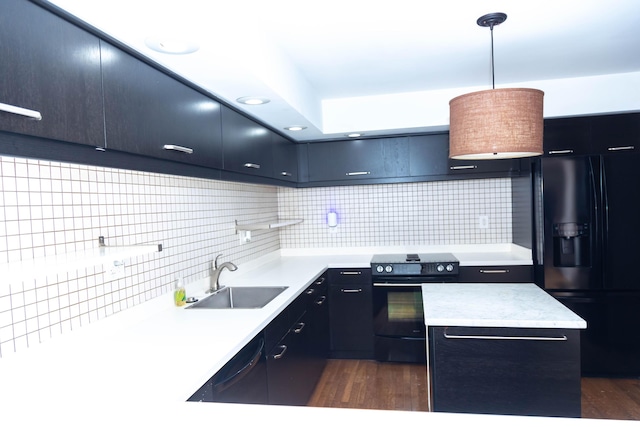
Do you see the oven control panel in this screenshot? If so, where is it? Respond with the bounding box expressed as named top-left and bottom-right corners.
top-left (370, 253), bottom-right (459, 277)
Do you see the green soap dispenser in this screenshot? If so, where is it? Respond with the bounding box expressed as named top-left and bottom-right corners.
top-left (173, 278), bottom-right (186, 307)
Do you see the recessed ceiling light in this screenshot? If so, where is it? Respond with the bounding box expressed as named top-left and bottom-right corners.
top-left (236, 97), bottom-right (271, 105)
top-left (144, 36), bottom-right (199, 55)
top-left (285, 126), bottom-right (307, 131)
top-left (346, 133), bottom-right (364, 138)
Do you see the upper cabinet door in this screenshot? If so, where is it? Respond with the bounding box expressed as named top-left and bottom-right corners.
top-left (408, 134), bottom-right (450, 176)
top-left (590, 113), bottom-right (639, 155)
top-left (307, 139), bottom-right (389, 182)
top-left (221, 106), bottom-right (274, 177)
top-left (543, 117), bottom-right (592, 156)
top-left (0, 0), bottom-right (104, 146)
top-left (101, 42), bottom-right (223, 168)
top-left (272, 133), bottom-right (298, 182)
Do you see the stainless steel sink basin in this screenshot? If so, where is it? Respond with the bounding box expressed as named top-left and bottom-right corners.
top-left (186, 286), bottom-right (288, 309)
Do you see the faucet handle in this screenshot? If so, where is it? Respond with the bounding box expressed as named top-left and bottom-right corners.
top-left (214, 254), bottom-right (223, 269)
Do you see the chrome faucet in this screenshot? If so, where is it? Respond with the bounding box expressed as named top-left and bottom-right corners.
top-left (208, 254), bottom-right (238, 293)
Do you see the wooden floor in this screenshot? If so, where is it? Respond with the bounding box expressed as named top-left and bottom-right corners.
top-left (308, 359), bottom-right (640, 420)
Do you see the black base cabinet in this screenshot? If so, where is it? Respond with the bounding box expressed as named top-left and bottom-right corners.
top-left (458, 265), bottom-right (534, 283)
top-left (328, 269), bottom-right (374, 359)
top-left (429, 326), bottom-right (581, 417)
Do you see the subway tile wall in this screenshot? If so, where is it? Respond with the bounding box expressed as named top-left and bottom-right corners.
top-left (0, 156), bottom-right (280, 358)
top-left (277, 178), bottom-right (512, 248)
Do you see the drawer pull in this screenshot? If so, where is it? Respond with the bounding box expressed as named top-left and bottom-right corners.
top-left (280, 171), bottom-right (292, 176)
top-left (450, 165), bottom-right (477, 170)
top-left (444, 332), bottom-right (568, 342)
top-left (479, 269), bottom-right (510, 274)
top-left (244, 163), bottom-right (261, 169)
top-left (306, 289), bottom-right (315, 295)
top-left (340, 271), bottom-right (362, 275)
top-left (272, 345), bottom-right (288, 359)
top-left (0, 102), bottom-right (42, 120)
top-left (163, 144), bottom-right (193, 154)
top-left (341, 288), bottom-right (363, 293)
top-left (314, 277), bottom-right (326, 285)
top-left (315, 296), bottom-right (327, 305)
top-left (607, 145), bottom-right (635, 151)
top-left (548, 149), bottom-right (574, 155)
top-left (293, 322), bottom-right (306, 334)
top-left (345, 171), bottom-right (370, 176)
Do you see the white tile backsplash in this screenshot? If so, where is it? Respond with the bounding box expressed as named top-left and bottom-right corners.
top-left (277, 178), bottom-right (512, 248)
top-left (0, 156), bottom-right (280, 357)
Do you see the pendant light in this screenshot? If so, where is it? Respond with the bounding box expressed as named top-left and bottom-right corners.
top-left (449, 13), bottom-right (544, 160)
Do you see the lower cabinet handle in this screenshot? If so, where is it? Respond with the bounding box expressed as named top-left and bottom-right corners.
top-left (0, 102), bottom-right (42, 120)
top-left (273, 345), bottom-right (288, 359)
top-left (607, 145), bottom-right (635, 151)
top-left (315, 296), bottom-right (327, 305)
top-left (244, 163), bottom-right (261, 169)
top-left (548, 149), bottom-right (574, 155)
top-left (163, 144), bottom-right (193, 154)
top-left (345, 171), bottom-right (370, 176)
top-left (306, 289), bottom-right (315, 295)
top-left (314, 277), bottom-right (326, 285)
top-left (293, 322), bottom-right (306, 334)
top-left (479, 269), bottom-right (510, 274)
top-left (341, 288), bottom-right (362, 293)
top-left (450, 165), bottom-right (477, 170)
top-left (280, 171), bottom-right (292, 177)
top-left (443, 332), bottom-right (568, 342)
top-left (340, 271), bottom-right (362, 275)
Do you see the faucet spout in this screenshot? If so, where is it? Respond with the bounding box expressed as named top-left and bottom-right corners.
top-left (208, 255), bottom-right (238, 293)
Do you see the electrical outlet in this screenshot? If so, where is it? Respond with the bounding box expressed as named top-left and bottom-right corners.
top-left (478, 215), bottom-right (489, 229)
top-left (239, 230), bottom-right (252, 244)
top-left (105, 260), bottom-right (125, 281)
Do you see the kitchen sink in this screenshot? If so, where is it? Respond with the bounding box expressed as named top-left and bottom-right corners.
top-left (186, 286), bottom-right (288, 309)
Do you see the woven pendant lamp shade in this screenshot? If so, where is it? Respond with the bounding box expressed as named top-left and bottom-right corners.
top-left (449, 88), bottom-right (544, 159)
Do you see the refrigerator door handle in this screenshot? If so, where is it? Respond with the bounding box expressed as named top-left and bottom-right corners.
top-left (601, 159), bottom-right (610, 260)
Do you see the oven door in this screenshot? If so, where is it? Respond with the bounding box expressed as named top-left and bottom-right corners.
top-left (372, 283), bottom-right (425, 338)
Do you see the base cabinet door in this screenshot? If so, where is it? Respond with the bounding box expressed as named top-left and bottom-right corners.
top-left (429, 326), bottom-right (581, 417)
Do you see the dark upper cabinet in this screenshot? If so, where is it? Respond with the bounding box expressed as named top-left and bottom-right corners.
top-left (409, 134), bottom-right (450, 176)
top-left (221, 106), bottom-right (274, 177)
top-left (101, 42), bottom-right (223, 168)
top-left (543, 116), bottom-right (591, 156)
top-left (307, 138), bottom-right (399, 182)
top-left (0, 0), bottom-right (104, 147)
top-left (272, 133), bottom-right (299, 182)
top-left (590, 113), bottom-right (639, 155)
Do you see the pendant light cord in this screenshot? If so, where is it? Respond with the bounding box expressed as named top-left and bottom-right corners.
top-left (490, 23), bottom-right (495, 89)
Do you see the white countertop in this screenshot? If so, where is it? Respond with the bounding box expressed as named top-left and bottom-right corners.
top-left (423, 283), bottom-right (587, 329)
top-left (0, 246), bottom-right (627, 426)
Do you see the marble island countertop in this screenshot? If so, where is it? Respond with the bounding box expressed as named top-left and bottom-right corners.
top-left (0, 245), bottom-right (626, 426)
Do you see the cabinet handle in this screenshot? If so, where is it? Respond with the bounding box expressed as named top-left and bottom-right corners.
top-left (315, 296), bottom-right (327, 305)
top-left (341, 288), bottom-right (363, 293)
top-left (272, 345), bottom-right (288, 360)
top-left (244, 163), bottom-right (261, 169)
top-left (345, 171), bottom-right (370, 176)
top-left (449, 165), bottom-right (477, 170)
top-left (443, 332), bottom-right (568, 342)
top-left (280, 171), bottom-right (292, 177)
top-left (340, 271), bottom-right (362, 275)
top-left (607, 145), bottom-right (635, 151)
top-left (163, 144), bottom-right (193, 154)
top-left (306, 288), bottom-right (315, 295)
top-left (479, 269), bottom-right (510, 274)
top-left (0, 102), bottom-right (42, 120)
top-left (314, 277), bottom-right (326, 285)
top-left (548, 149), bottom-right (574, 155)
top-left (293, 322), bottom-right (306, 334)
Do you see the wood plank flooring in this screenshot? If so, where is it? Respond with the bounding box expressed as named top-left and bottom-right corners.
top-left (308, 359), bottom-right (640, 420)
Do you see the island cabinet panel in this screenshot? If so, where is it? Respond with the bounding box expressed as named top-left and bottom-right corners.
top-left (221, 106), bottom-right (274, 177)
top-left (328, 268), bottom-right (374, 359)
top-left (458, 265), bottom-right (533, 283)
top-left (429, 326), bottom-right (581, 417)
top-left (0, 0), bottom-right (104, 147)
top-left (101, 41), bottom-right (223, 168)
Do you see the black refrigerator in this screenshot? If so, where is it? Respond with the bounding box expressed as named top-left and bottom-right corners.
top-left (534, 153), bottom-right (640, 377)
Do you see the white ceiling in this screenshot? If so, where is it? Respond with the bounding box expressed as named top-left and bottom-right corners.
top-left (46, 0), bottom-right (640, 142)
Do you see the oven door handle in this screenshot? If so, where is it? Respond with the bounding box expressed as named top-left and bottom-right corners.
top-left (373, 282), bottom-right (424, 287)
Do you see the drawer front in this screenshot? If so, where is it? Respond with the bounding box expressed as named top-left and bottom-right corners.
top-left (328, 268), bottom-right (372, 286)
top-left (458, 265), bottom-right (533, 283)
